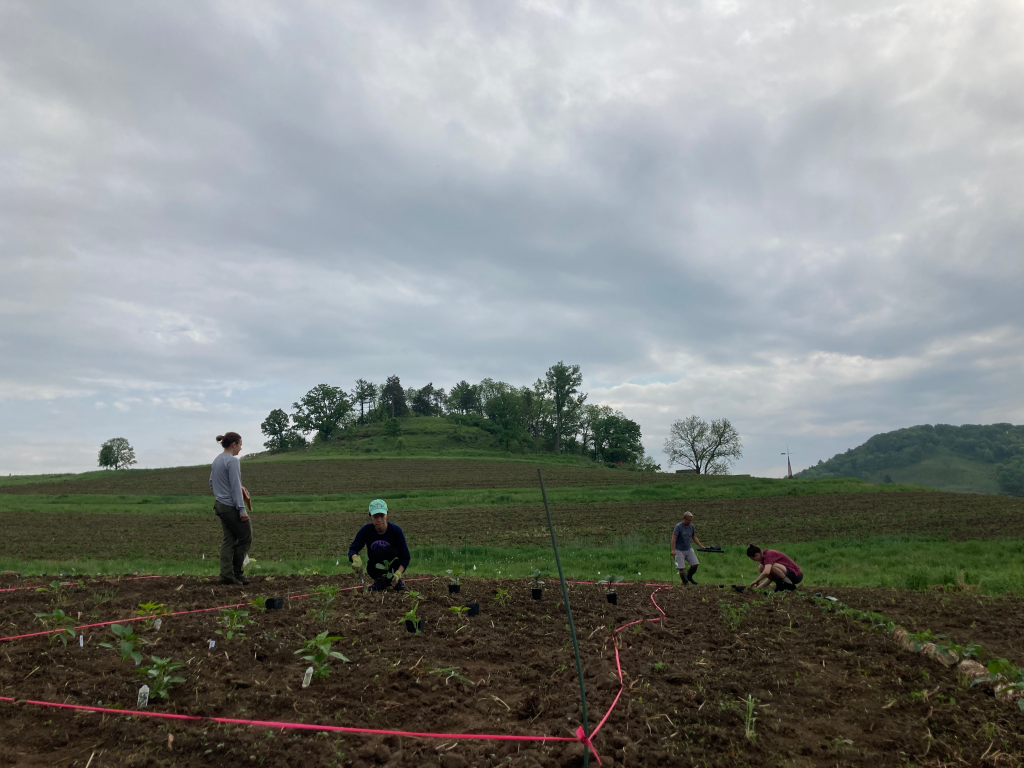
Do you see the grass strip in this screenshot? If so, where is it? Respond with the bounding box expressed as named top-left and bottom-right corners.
top-left (3, 537), bottom-right (1022, 595)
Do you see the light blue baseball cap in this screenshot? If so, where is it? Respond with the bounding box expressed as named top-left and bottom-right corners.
top-left (368, 499), bottom-right (388, 516)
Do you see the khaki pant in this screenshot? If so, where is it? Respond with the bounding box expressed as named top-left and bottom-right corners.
top-left (214, 501), bottom-right (252, 581)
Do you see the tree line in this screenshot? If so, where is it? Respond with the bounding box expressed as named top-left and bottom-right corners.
top-left (259, 362), bottom-right (657, 467)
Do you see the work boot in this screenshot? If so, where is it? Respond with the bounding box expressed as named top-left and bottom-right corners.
top-left (218, 577), bottom-right (240, 585)
top-left (237, 576), bottom-right (250, 586)
top-left (687, 566), bottom-right (699, 585)
top-left (679, 571), bottom-right (689, 586)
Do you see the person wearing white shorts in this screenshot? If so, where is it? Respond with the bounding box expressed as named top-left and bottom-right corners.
top-left (671, 512), bottom-right (705, 586)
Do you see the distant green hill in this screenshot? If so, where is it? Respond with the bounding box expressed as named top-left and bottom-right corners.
top-left (797, 423), bottom-right (1024, 496)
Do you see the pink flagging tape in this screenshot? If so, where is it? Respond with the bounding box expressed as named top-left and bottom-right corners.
top-left (1, 574), bottom-right (174, 594)
top-left (0, 577), bottom-right (432, 643)
top-left (1, 581), bottom-right (81, 593)
top-left (0, 577), bottom-right (672, 763)
top-left (0, 696), bottom-right (584, 747)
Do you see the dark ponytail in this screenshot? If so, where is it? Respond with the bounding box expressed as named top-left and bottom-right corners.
top-left (217, 432), bottom-right (242, 449)
top-left (746, 544), bottom-right (761, 558)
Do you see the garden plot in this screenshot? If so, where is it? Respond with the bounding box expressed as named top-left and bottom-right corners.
top-left (2, 576), bottom-right (1022, 767)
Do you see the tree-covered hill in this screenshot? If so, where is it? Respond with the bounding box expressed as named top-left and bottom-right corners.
top-left (797, 423), bottom-right (1024, 496)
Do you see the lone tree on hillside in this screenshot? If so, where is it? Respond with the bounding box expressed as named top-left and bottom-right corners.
top-left (98, 437), bottom-right (137, 470)
top-left (292, 384), bottom-right (353, 443)
top-left (663, 416), bottom-right (742, 474)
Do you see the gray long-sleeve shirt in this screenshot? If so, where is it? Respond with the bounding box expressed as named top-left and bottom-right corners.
top-left (210, 452), bottom-right (245, 513)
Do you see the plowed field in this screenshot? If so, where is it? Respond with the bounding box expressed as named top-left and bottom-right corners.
top-left (2, 492), bottom-right (1021, 563)
top-left (0, 461), bottom-right (699, 496)
top-left (2, 575), bottom-right (1021, 767)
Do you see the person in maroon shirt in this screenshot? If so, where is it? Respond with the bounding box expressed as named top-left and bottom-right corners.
top-left (747, 545), bottom-right (803, 591)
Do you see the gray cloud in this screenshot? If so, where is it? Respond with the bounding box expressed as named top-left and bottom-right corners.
top-left (1, 0), bottom-right (1022, 477)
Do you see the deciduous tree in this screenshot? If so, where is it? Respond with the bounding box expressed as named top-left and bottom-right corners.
top-left (292, 384), bottom-right (353, 442)
top-left (544, 361), bottom-right (586, 453)
top-left (663, 416), bottom-right (742, 474)
top-left (260, 408), bottom-right (306, 452)
top-left (98, 437), bottom-right (136, 470)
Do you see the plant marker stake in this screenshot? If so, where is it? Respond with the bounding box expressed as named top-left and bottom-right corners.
top-left (78, 634), bottom-right (83, 647)
top-left (154, 618), bottom-right (162, 631)
top-left (302, 667), bottom-right (313, 689)
top-left (538, 469), bottom-right (593, 767)
top-left (209, 640), bottom-right (215, 650)
top-left (138, 685), bottom-right (149, 708)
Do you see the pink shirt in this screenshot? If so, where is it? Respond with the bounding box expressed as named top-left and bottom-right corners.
top-left (762, 549), bottom-right (801, 576)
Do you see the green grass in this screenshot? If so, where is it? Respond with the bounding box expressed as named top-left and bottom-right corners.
top-left (860, 449), bottom-right (1001, 495)
top-left (0, 477), bottom-right (932, 516)
top-left (5, 537), bottom-right (1021, 595)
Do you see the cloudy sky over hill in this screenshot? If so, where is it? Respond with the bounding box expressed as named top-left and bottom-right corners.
top-left (2, 1), bottom-right (1022, 476)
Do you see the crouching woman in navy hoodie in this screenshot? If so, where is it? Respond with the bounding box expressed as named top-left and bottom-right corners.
top-left (348, 499), bottom-right (411, 591)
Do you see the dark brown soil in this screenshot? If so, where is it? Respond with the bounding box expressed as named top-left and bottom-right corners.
top-left (2, 576), bottom-right (1021, 767)
top-left (3, 493), bottom-right (1023, 564)
top-left (824, 586), bottom-right (1024, 665)
top-left (0, 461), bottom-right (708, 496)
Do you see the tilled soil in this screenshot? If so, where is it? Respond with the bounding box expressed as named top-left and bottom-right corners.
top-left (1, 575), bottom-right (1021, 767)
top-left (824, 586), bottom-right (1024, 665)
top-left (3, 493), bottom-right (1023, 564)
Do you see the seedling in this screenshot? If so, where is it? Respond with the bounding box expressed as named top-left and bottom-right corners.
top-left (308, 585), bottom-right (341, 622)
top-left (428, 666), bottom-right (474, 686)
top-left (449, 605), bottom-right (471, 626)
top-left (215, 608), bottom-right (253, 641)
top-left (742, 695), bottom-right (757, 741)
top-left (400, 602), bottom-right (424, 634)
top-left (134, 601), bottom-right (169, 630)
top-left (529, 570), bottom-right (544, 599)
top-left (33, 609), bottom-right (76, 646)
top-left (376, 559), bottom-right (399, 583)
top-left (719, 600), bottom-right (751, 632)
top-left (100, 623), bottom-right (144, 665)
top-left (652, 661), bottom-right (666, 672)
top-left (599, 575), bottom-right (623, 604)
top-left (494, 588), bottom-right (511, 607)
top-left (295, 631), bottom-right (350, 680)
top-left (446, 568), bottom-right (462, 594)
top-left (139, 655), bottom-right (185, 701)
top-left (251, 597), bottom-right (269, 613)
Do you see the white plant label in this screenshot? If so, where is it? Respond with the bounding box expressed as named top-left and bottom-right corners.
top-left (243, 554), bottom-right (250, 567)
top-left (209, 640), bottom-right (216, 649)
top-left (78, 634), bottom-right (83, 647)
top-left (137, 685), bottom-right (149, 708)
top-left (153, 618), bottom-right (162, 631)
top-left (302, 667), bottom-right (314, 688)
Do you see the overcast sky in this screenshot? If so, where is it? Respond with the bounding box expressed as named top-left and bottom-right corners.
top-left (2, 1), bottom-right (1022, 478)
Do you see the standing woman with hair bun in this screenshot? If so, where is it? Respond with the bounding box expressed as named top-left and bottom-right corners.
top-left (209, 432), bottom-right (252, 585)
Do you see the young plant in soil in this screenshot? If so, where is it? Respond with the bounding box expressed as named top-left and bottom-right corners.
top-left (446, 568), bottom-right (462, 593)
top-left (494, 587), bottom-right (511, 607)
top-left (134, 601), bottom-right (169, 630)
top-left (429, 666), bottom-right (474, 686)
top-left (215, 608), bottom-right (253, 641)
top-left (599, 575), bottom-right (623, 603)
top-left (719, 599), bottom-right (752, 632)
top-left (32, 609), bottom-right (76, 646)
top-left (400, 602), bottom-right (422, 634)
top-left (295, 631), bottom-right (350, 680)
top-left (308, 585), bottom-right (341, 622)
top-left (742, 695), bottom-right (758, 741)
top-left (375, 558), bottom-right (399, 585)
top-left (139, 655), bottom-right (186, 701)
top-left (529, 570), bottom-right (544, 599)
top-left (449, 605), bottom-right (470, 626)
top-left (100, 623), bottom-right (145, 665)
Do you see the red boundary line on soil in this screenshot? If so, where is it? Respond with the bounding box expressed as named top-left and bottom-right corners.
top-left (0, 580), bottom-right (677, 762)
top-left (0, 578), bottom-right (433, 643)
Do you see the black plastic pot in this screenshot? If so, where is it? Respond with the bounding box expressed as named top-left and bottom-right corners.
top-left (405, 618), bottom-right (426, 633)
top-left (531, 588), bottom-right (543, 600)
top-left (448, 584), bottom-right (461, 594)
top-left (606, 591), bottom-right (618, 605)
top-left (265, 597), bottom-right (284, 611)
top-left (732, 585), bottom-right (746, 593)
top-left (466, 603), bottom-right (480, 617)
